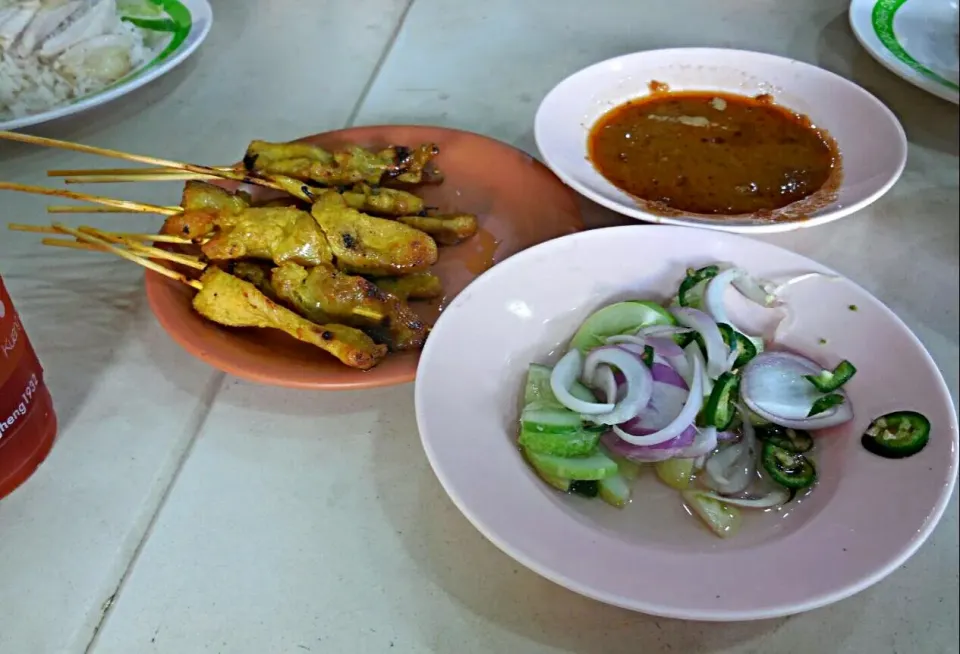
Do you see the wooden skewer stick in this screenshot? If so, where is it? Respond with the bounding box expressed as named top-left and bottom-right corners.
top-left (78, 227), bottom-right (206, 270)
top-left (41, 238), bottom-right (107, 252)
top-left (52, 223), bottom-right (203, 290)
top-left (62, 173), bottom-right (220, 184)
top-left (0, 131), bottom-right (302, 199)
top-left (8, 223), bottom-right (196, 245)
top-left (8, 223), bottom-right (68, 235)
top-left (0, 181), bottom-right (178, 215)
top-left (47, 204), bottom-right (183, 214)
top-left (48, 165), bottom-right (235, 177)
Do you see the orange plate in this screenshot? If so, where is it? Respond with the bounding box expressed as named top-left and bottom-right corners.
top-left (144, 125), bottom-right (584, 390)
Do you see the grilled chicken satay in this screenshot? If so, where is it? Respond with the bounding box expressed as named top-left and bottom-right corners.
top-left (243, 140), bottom-right (441, 187)
top-left (270, 262), bottom-right (428, 352)
top-left (192, 267), bottom-right (387, 370)
top-left (310, 192), bottom-right (438, 276)
top-left (201, 207), bottom-right (334, 268)
top-left (369, 272), bottom-right (443, 301)
top-left (163, 201), bottom-right (439, 274)
top-left (232, 261), bottom-right (279, 299)
top-left (341, 183), bottom-right (423, 217)
top-left (396, 212), bottom-right (479, 246)
top-left (181, 180), bottom-right (250, 215)
top-left (183, 178), bottom-right (423, 219)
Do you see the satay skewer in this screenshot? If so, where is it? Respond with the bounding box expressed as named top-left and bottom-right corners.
top-left (0, 181), bottom-right (177, 215)
top-left (24, 223), bottom-right (384, 322)
top-left (0, 131), bottom-right (311, 202)
top-left (48, 165), bottom-right (236, 177)
top-left (47, 205), bottom-right (183, 214)
top-left (61, 173), bottom-right (220, 184)
top-left (8, 223), bottom-right (197, 244)
top-left (52, 223), bottom-right (203, 290)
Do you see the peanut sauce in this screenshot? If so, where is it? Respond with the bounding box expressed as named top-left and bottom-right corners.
top-left (588, 91), bottom-right (839, 216)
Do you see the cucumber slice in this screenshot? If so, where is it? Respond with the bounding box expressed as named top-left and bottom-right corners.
top-left (655, 458), bottom-right (696, 490)
top-left (600, 446), bottom-right (643, 481)
top-left (524, 363), bottom-right (596, 405)
top-left (520, 402), bottom-right (584, 434)
top-left (525, 449), bottom-right (618, 481)
top-left (518, 427), bottom-right (600, 457)
top-left (522, 448), bottom-right (573, 491)
top-left (682, 491), bottom-right (742, 538)
top-left (599, 472), bottom-right (632, 508)
top-left (570, 301), bottom-right (675, 353)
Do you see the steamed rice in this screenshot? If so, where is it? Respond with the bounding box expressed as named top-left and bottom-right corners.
top-left (0, 6), bottom-right (158, 121)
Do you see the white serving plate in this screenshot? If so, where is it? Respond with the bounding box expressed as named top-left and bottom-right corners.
top-left (1, 0), bottom-right (213, 132)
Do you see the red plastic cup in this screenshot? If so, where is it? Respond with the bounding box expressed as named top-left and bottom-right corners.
top-left (0, 274), bottom-right (57, 500)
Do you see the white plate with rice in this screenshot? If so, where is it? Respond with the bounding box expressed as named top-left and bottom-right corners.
top-left (1, 0), bottom-right (212, 131)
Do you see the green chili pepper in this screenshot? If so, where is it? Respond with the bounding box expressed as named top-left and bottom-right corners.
top-left (756, 424), bottom-right (813, 453)
top-left (703, 372), bottom-right (739, 430)
top-left (678, 265), bottom-right (720, 308)
top-left (804, 360), bottom-right (857, 393)
top-left (808, 394), bottom-right (845, 417)
top-left (861, 411), bottom-right (931, 459)
top-left (640, 345), bottom-right (655, 368)
top-left (761, 442), bottom-right (817, 489)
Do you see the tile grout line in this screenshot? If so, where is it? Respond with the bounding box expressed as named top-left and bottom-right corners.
top-left (344, 0), bottom-right (417, 128)
top-left (81, 372), bottom-right (227, 654)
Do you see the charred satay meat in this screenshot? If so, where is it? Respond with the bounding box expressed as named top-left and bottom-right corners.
top-left (310, 192), bottom-right (438, 276)
top-left (271, 262), bottom-right (428, 352)
top-left (192, 267), bottom-right (387, 370)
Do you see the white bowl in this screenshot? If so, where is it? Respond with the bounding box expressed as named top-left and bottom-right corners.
top-left (534, 48), bottom-right (908, 234)
top-left (414, 226), bottom-right (958, 620)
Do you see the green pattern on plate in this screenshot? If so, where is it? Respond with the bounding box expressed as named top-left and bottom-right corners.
top-left (871, 0), bottom-right (960, 92)
top-left (124, 0), bottom-right (194, 69)
top-left (83, 0), bottom-right (192, 98)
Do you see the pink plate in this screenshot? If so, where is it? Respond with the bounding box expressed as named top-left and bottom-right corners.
top-left (414, 225), bottom-right (958, 621)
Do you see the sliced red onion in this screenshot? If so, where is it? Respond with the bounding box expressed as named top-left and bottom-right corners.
top-left (601, 427), bottom-right (697, 462)
top-left (619, 368), bottom-right (689, 433)
top-left (704, 267), bottom-right (745, 327)
top-left (650, 362), bottom-right (687, 390)
top-left (582, 347), bottom-right (654, 425)
top-left (696, 488), bottom-right (791, 509)
top-left (549, 350), bottom-right (614, 414)
top-left (646, 336), bottom-right (684, 358)
top-left (672, 307), bottom-right (729, 379)
top-left (591, 364), bottom-right (618, 404)
top-left (731, 270), bottom-right (840, 307)
top-left (717, 430), bottom-right (740, 443)
top-left (606, 334), bottom-right (684, 359)
top-left (741, 351), bottom-right (854, 430)
top-left (703, 407), bottom-right (757, 495)
top-left (704, 267), bottom-right (766, 354)
top-left (636, 324), bottom-right (692, 338)
top-left (677, 426), bottom-right (718, 458)
top-left (665, 351), bottom-right (693, 386)
top-left (612, 343), bottom-right (704, 446)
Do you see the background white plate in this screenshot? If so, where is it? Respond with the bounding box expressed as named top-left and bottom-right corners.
top-left (534, 48), bottom-right (907, 234)
top-left (0, 0), bottom-right (213, 132)
top-left (850, 0), bottom-right (960, 104)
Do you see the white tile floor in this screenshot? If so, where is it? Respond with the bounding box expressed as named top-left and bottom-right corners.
top-left (0, 1), bottom-right (957, 653)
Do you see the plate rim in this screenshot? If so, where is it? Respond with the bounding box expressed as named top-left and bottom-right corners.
top-left (533, 47), bottom-right (908, 234)
top-left (0, 0), bottom-right (215, 132)
top-left (414, 224), bottom-right (960, 620)
top-left (849, 0), bottom-right (960, 104)
top-left (144, 124), bottom-right (584, 390)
